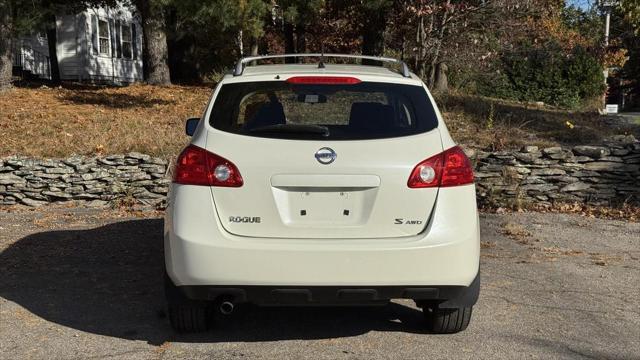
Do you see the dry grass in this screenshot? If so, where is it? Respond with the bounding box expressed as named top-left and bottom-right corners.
top-left (0, 83), bottom-right (211, 158)
top-left (439, 93), bottom-right (640, 151)
top-left (502, 222), bottom-right (531, 239)
top-left (501, 221), bottom-right (538, 245)
top-left (444, 110), bottom-right (556, 151)
top-left (480, 241), bottom-right (497, 249)
top-left (589, 253), bottom-right (624, 266)
top-left (1, 83), bottom-right (638, 159)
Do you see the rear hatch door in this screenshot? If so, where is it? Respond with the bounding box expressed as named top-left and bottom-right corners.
top-left (206, 78), bottom-right (442, 239)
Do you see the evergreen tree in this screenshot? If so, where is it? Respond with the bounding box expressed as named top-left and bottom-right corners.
top-left (176, 0), bottom-right (269, 58)
top-left (279, 0), bottom-right (324, 60)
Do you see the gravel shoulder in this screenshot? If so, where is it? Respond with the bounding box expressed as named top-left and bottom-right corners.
top-left (0, 207), bottom-right (638, 359)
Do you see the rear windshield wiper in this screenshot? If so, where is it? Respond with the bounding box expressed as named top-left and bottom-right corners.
top-left (248, 124), bottom-right (330, 137)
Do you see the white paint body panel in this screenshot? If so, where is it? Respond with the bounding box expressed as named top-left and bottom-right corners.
top-left (165, 65), bottom-right (479, 287)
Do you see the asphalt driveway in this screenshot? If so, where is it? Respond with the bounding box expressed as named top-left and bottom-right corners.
top-left (0, 207), bottom-right (638, 359)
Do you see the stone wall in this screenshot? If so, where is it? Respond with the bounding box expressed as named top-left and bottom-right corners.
top-left (471, 135), bottom-right (640, 207)
top-left (0, 153), bottom-right (169, 207)
top-left (1, 135), bottom-right (639, 208)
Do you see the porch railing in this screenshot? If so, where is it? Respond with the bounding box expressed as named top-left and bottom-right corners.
top-left (12, 41), bottom-right (52, 80)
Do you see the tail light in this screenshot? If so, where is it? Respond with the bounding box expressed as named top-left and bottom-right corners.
top-left (408, 146), bottom-right (474, 188)
top-left (173, 145), bottom-right (243, 187)
top-left (286, 76), bottom-right (361, 85)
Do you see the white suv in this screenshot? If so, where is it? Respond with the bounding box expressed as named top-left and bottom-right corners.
top-left (164, 54), bottom-right (480, 334)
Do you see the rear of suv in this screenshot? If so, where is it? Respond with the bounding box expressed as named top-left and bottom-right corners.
top-left (164, 54), bottom-right (480, 334)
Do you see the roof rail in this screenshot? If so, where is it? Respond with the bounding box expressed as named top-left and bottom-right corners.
top-left (233, 53), bottom-right (411, 78)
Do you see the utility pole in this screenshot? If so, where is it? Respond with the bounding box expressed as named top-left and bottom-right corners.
top-left (603, 1), bottom-right (612, 89)
top-left (599, 0), bottom-right (618, 113)
top-left (599, 0), bottom-right (618, 46)
top-left (604, 1), bottom-right (613, 46)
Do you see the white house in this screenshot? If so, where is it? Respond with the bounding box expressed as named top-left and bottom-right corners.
top-left (13, 3), bottom-right (143, 84)
top-left (57, 4), bottom-right (144, 83)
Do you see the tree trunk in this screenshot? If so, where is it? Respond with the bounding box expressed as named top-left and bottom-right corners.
top-left (295, 25), bottom-right (306, 54)
top-left (284, 22), bottom-right (295, 63)
top-left (165, 7), bottom-right (199, 83)
top-left (237, 29), bottom-right (244, 57)
top-left (0, 5), bottom-right (13, 91)
top-left (46, 22), bottom-right (60, 84)
top-left (250, 37), bottom-right (259, 63)
top-left (427, 1), bottom-right (450, 87)
top-left (250, 41), bottom-right (259, 56)
top-left (362, 27), bottom-right (384, 57)
top-left (434, 62), bottom-right (448, 93)
top-left (137, 0), bottom-right (170, 85)
top-left (428, 61), bottom-right (436, 88)
top-left (361, 10), bottom-right (386, 66)
top-left (416, 15), bottom-right (427, 78)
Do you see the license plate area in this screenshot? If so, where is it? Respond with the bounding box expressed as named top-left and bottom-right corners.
top-left (271, 187), bottom-right (378, 227)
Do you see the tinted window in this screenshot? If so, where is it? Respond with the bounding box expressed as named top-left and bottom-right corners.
top-left (209, 81), bottom-right (438, 140)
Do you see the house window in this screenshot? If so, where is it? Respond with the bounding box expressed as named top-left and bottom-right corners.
top-left (98, 19), bottom-right (110, 55)
top-left (121, 23), bottom-right (133, 59)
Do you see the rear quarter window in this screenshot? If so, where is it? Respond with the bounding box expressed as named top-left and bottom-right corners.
top-left (209, 81), bottom-right (438, 140)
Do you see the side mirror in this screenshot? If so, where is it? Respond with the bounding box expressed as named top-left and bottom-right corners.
top-left (185, 118), bottom-right (200, 136)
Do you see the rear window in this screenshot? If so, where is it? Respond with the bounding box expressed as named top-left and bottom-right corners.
top-left (209, 81), bottom-right (438, 140)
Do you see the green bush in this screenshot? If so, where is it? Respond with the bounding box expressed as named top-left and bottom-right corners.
top-left (566, 46), bottom-right (607, 99)
top-left (476, 42), bottom-right (605, 109)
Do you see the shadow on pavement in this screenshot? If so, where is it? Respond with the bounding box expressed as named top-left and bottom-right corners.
top-left (0, 219), bottom-right (428, 345)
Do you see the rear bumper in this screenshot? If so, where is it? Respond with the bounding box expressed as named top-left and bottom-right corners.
top-left (170, 272), bottom-right (480, 307)
top-left (165, 184), bottom-right (480, 289)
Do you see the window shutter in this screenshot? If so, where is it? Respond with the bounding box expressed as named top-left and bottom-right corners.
top-left (91, 15), bottom-right (98, 55)
top-left (116, 20), bottom-right (122, 58)
top-left (109, 19), bottom-right (116, 57)
top-left (131, 24), bottom-right (137, 60)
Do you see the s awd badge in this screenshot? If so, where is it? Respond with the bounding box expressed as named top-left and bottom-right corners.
top-left (395, 218), bottom-right (423, 225)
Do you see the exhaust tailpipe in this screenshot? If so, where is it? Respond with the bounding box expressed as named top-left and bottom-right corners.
top-left (219, 301), bottom-right (234, 315)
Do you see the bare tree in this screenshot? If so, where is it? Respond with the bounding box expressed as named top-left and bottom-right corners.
top-left (391, 0), bottom-right (539, 87)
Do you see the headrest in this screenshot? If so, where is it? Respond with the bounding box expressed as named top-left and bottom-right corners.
top-left (245, 102), bottom-right (286, 129)
top-left (349, 102), bottom-right (393, 130)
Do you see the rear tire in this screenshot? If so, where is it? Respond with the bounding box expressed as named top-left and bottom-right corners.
top-left (165, 273), bottom-right (212, 333)
top-left (423, 306), bottom-right (473, 334)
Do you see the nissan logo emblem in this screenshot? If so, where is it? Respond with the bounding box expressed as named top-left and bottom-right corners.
top-left (315, 147), bottom-right (337, 165)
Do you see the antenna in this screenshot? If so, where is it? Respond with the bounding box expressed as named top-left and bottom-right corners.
top-left (318, 45), bottom-right (325, 69)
